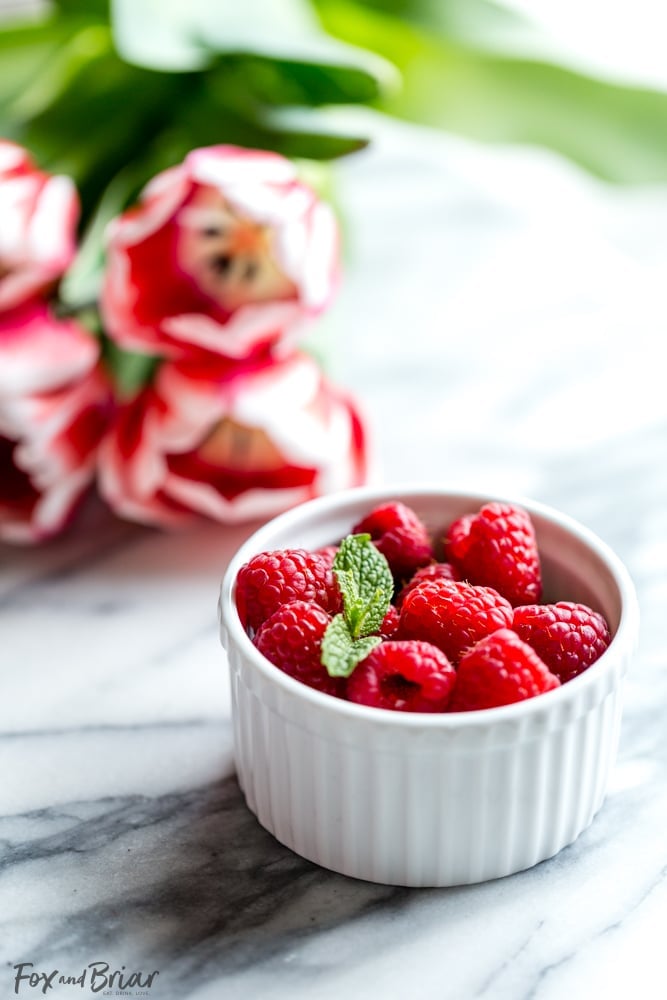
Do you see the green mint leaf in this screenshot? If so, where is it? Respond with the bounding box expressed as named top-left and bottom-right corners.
top-left (332, 533), bottom-right (393, 639)
top-left (320, 534), bottom-right (393, 679)
top-left (321, 614), bottom-right (383, 678)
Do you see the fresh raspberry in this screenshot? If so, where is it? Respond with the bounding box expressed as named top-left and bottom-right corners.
top-left (445, 502), bottom-right (542, 606)
top-left (347, 640), bottom-right (456, 712)
top-left (398, 578), bottom-right (513, 664)
top-left (379, 604), bottom-right (400, 638)
top-left (395, 562), bottom-right (461, 608)
top-left (446, 514), bottom-right (473, 558)
top-left (513, 601), bottom-right (611, 683)
top-left (315, 544), bottom-right (338, 569)
top-left (450, 628), bottom-right (560, 712)
top-left (253, 600), bottom-right (345, 698)
top-left (236, 548), bottom-right (340, 632)
top-left (352, 501), bottom-right (433, 582)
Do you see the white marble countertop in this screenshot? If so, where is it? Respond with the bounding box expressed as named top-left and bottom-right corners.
top-left (2, 117), bottom-right (666, 1000)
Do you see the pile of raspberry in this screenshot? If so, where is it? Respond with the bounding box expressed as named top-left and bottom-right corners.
top-left (235, 500), bottom-right (612, 713)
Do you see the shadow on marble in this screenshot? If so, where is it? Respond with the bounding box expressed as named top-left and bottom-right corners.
top-left (8, 776), bottom-right (420, 998)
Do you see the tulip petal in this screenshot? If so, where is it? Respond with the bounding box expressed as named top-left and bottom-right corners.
top-left (0, 145), bottom-right (79, 311)
top-left (0, 304), bottom-right (100, 397)
top-left (0, 365), bottom-right (111, 544)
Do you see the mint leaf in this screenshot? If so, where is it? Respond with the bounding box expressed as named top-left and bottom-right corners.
top-left (321, 533), bottom-right (394, 679)
top-left (321, 614), bottom-right (383, 679)
top-left (332, 533), bottom-right (393, 640)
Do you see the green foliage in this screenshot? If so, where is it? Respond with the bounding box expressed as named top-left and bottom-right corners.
top-left (321, 614), bottom-right (382, 678)
top-left (3, 0), bottom-right (667, 260)
top-left (321, 533), bottom-right (393, 678)
top-left (332, 532), bottom-right (394, 639)
top-left (315, 0), bottom-right (667, 184)
top-left (5, 0), bottom-right (666, 398)
top-left (102, 341), bottom-right (160, 401)
top-left (0, 0), bottom-right (396, 325)
top-left (0, 0), bottom-right (391, 233)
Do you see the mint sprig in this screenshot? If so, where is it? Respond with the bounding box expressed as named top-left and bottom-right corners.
top-left (321, 533), bottom-right (394, 679)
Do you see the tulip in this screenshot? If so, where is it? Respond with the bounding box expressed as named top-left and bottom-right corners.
top-left (0, 140), bottom-right (79, 312)
top-left (98, 353), bottom-right (367, 527)
top-left (101, 145), bottom-right (338, 361)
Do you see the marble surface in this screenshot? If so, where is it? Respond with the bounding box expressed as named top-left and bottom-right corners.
top-left (3, 116), bottom-right (666, 1000)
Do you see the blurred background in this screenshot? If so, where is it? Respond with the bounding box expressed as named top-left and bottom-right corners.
top-left (2, 0), bottom-right (667, 510)
top-left (4, 0), bottom-right (667, 299)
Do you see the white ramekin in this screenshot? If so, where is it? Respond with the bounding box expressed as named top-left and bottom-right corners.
top-left (218, 486), bottom-right (639, 887)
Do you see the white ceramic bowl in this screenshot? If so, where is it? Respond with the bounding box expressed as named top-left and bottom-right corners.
top-left (218, 486), bottom-right (639, 887)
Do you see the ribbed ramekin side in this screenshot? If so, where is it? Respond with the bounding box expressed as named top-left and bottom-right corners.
top-left (228, 644), bottom-right (250, 802)
top-left (228, 647), bottom-right (627, 887)
top-left (485, 686), bottom-right (624, 880)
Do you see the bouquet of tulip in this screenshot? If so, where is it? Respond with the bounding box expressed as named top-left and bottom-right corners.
top-left (0, 140), bottom-right (367, 543)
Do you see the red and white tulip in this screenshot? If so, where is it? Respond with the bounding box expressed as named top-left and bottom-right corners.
top-left (0, 140), bottom-right (79, 312)
top-left (0, 306), bottom-right (111, 543)
top-left (0, 301), bottom-right (100, 397)
top-left (101, 145), bottom-right (339, 361)
top-left (98, 353), bottom-right (367, 527)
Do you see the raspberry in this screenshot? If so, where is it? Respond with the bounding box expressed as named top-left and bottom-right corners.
top-left (513, 601), bottom-right (611, 683)
top-left (347, 640), bottom-right (456, 712)
top-left (450, 628), bottom-right (560, 712)
top-left (395, 562), bottom-right (460, 608)
top-left (445, 502), bottom-right (542, 606)
top-left (379, 604), bottom-right (400, 639)
top-left (315, 545), bottom-right (338, 569)
top-left (253, 600), bottom-right (345, 697)
top-left (398, 578), bottom-right (513, 664)
top-left (446, 514), bottom-right (473, 556)
top-left (352, 501), bottom-right (433, 582)
top-left (236, 548), bottom-right (340, 631)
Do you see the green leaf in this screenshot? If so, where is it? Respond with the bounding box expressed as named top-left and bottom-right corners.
top-left (212, 52), bottom-right (386, 107)
top-left (342, 0), bottom-right (542, 58)
top-left (321, 614), bottom-right (382, 678)
top-left (320, 534), bottom-right (393, 679)
top-left (60, 165), bottom-right (141, 309)
top-left (0, 10), bottom-right (114, 125)
top-left (316, 0), bottom-right (667, 184)
top-left (1, 3), bottom-right (378, 230)
top-left (253, 120), bottom-right (369, 160)
top-left (54, 0), bottom-right (109, 16)
top-left (333, 533), bottom-right (393, 639)
top-left (103, 341), bottom-right (160, 400)
top-left (10, 41), bottom-right (186, 227)
top-left (0, 18), bottom-right (77, 118)
top-left (110, 0), bottom-right (396, 96)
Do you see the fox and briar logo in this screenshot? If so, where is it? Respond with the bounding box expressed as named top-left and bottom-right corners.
top-left (13, 962), bottom-right (159, 996)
